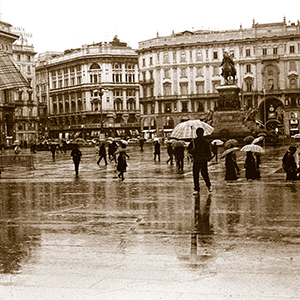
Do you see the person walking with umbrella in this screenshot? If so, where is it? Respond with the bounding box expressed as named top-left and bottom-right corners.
top-left (244, 151), bottom-right (257, 180)
top-left (240, 144), bottom-right (265, 180)
top-left (173, 141), bottom-right (185, 171)
top-left (70, 144), bottom-right (82, 176)
top-left (115, 143), bottom-right (130, 181)
top-left (154, 140), bottom-right (161, 161)
top-left (221, 147), bottom-right (240, 180)
top-left (187, 127), bottom-right (212, 195)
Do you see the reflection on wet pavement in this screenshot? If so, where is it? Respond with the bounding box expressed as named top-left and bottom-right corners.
top-left (1, 145), bottom-right (300, 299)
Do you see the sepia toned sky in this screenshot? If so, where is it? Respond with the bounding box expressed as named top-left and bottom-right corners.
top-left (1, 0), bottom-right (300, 53)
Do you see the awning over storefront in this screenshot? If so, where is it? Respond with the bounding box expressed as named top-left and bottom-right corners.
top-left (0, 53), bottom-right (30, 90)
top-left (164, 129), bottom-right (173, 132)
top-left (149, 129), bottom-right (156, 133)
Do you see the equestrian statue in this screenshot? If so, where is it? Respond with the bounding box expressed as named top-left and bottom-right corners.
top-left (220, 52), bottom-right (236, 84)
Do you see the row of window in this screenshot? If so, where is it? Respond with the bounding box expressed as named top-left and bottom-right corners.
top-left (142, 61), bottom-right (299, 82)
top-left (141, 45), bottom-right (300, 67)
top-left (51, 63), bottom-right (135, 77)
top-left (142, 100), bottom-right (208, 115)
top-left (14, 53), bottom-right (32, 62)
top-left (52, 73), bottom-right (136, 88)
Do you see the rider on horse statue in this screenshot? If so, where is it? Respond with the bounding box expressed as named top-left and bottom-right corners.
top-left (220, 52), bottom-right (236, 84)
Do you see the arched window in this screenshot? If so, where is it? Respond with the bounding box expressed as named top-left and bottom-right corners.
top-left (180, 51), bottom-right (186, 62)
top-left (163, 83), bottom-right (172, 96)
top-left (127, 99), bottom-right (136, 111)
top-left (114, 99), bottom-right (123, 111)
top-left (163, 52), bottom-right (169, 63)
top-left (290, 78), bottom-right (298, 89)
top-left (263, 65), bottom-right (278, 91)
top-left (196, 50), bottom-right (202, 61)
top-left (89, 63), bottom-right (101, 83)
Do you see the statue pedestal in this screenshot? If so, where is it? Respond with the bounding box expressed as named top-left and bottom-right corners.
top-left (215, 85), bottom-right (240, 111)
top-left (211, 85), bottom-right (256, 138)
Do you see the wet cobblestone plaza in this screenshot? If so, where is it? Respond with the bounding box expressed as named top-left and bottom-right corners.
top-left (0, 144), bottom-right (300, 299)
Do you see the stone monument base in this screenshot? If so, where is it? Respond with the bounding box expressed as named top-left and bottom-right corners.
top-left (211, 110), bottom-right (256, 138)
top-left (211, 84), bottom-right (257, 138)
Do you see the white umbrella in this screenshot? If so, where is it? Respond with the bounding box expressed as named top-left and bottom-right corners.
top-left (251, 136), bottom-right (264, 144)
top-left (211, 139), bottom-right (224, 146)
top-left (240, 144), bottom-right (265, 153)
top-left (220, 147), bottom-right (239, 158)
top-left (170, 120), bottom-right (214, 139)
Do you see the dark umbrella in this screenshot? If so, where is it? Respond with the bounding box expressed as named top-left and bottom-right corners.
top-left (244, 136), bottom-right (255, 144)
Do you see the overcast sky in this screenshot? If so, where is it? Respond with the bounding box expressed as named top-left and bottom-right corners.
top-left (1, 0), bottom-right (300, 54)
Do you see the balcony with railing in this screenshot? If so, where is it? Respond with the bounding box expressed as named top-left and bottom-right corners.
top-left (260, 54), bottom-right (280, 61)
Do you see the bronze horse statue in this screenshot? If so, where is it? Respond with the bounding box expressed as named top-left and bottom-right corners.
top-left (220, 52), bottom-right (236, 84)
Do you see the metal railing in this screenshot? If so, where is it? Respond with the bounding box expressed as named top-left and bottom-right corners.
top-left (0, 155), bottom-right (35, 170)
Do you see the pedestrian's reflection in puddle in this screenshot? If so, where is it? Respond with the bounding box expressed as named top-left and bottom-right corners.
top-left (178, 192), bottom-right (216, 274)
top-left (190, 193), bottom-right (214, 267)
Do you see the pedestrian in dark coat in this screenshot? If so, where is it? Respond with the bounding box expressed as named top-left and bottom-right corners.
top-left (108, 141), bottom-right (118, 163)
top-left (225, 151), bottom-right (240, 180)
top-left (211, 142), bottom-right (218, 162)
top-left (97, 142), bottom-right (108, 165)
top-left (115, 143), bottom-right (129, 181)
top-left (166, 142), bottom-right (174, 165)
top-left (154, 140), bottom-right (160, 161)
top-left (187, 127), bottom-right (212, 195)
top-left (245, 151), bottom-right (257, 180)
top-left (50, 143), bottom-right (56, 159)
top-left (139, 138), bottom-right (145, 151)
top-left (174, 145), bottom-right (185, 171)
top-left (282, 146), bottom-right (298, 180)
top-left (70, 144), bottom-right (82, 176)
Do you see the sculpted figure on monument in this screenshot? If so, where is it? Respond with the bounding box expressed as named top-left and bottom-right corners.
top-left (220, 52), bottom-right (236, 84)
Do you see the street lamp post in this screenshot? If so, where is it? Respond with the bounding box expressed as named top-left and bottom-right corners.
top-left (94, 86), bottom-right (104, 135)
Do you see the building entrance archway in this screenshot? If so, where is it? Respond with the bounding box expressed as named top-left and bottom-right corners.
top-left (258, 97), bottom-right (284, 130)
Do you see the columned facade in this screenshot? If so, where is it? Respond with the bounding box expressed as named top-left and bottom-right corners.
top-left (36, 37), bottom-right (140, 140)
top-left (138, 18), bottom-right (300, 137)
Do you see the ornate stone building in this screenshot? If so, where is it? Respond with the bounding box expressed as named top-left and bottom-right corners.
top-left (12, 27), bottom-right (38, 144)
top-left (35, 37), bottom-right (140, 140)
top-left (0, 20), bottom-right (31, 146)
top-left (138, 18), bottom-right (300, 137)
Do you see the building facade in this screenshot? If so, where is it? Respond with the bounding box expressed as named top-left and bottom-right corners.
top-left (0, 20), bottom-right (31, 147)
top-left (138, 18), bottom-right (300, 137)
top-left (12, 26), bottom-right (38, 144)
top-left (35, 36), bottom-right (140, 140)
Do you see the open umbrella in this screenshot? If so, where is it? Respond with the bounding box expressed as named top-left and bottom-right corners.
top-left (223, 139), bottom-right (238, 149)
top-left (244, 135), bottom-right (255, 144)
top-left (220, 147), bottom-right (239, 158)
top-left (170, 120), bottom-right (214, 139)
top-left (240, 144), bottom-right (265, 153)
top-left (172, 140), bottom-right (186, 148)
top-left (291, 133), bottom-right (300, 139)
top-left (211, 139), bottom-right (224, 146)
top-left (258, 132), bottom-right (267, 137)
top-left (252, 136), bottom-right (264, 144)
